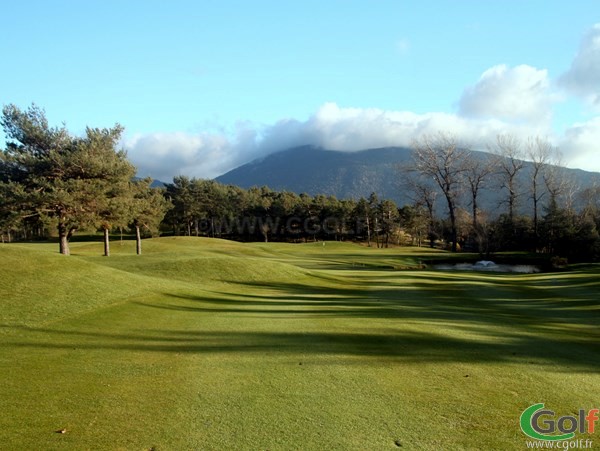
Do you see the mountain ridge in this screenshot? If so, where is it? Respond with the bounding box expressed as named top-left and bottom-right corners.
top-left (216, 145), bottom-right (600, 212)
top-left (217, 145), bottom-right (414, 201)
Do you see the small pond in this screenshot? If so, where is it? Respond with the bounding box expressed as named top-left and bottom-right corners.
top-left (431, 260), bottom-right (541, 274)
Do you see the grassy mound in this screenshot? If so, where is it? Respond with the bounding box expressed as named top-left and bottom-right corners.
top-left (0, 245), bottom-right (152, 330)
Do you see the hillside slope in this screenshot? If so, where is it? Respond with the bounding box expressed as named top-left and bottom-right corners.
top-left (217, 145), bottom-right (600, 211)
top-left (217, 145), bottom-right (413, 202)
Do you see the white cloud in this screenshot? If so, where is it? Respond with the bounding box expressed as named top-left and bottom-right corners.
top-left (459, 64), bottom-right (554, 124)
top-left (561, 116), bottom-right (600, 171)
top-left (303, 102), bottom-right (542, 150)
top-left (124, 132), bottom-right (236, 182)
top-left (125, 101), bottom-right (552, 181)
top-left (559, 24), bottom-right (600, 108)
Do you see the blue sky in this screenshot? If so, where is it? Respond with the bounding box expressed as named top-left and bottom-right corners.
top-left (1, 1), bottom-right (599, 180)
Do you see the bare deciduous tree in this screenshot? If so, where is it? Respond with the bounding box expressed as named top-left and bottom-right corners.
top-left (404, 173), bottom-right (438, 248)
top-left (463, 152), bottom-right (495, 230)
top-left (526, 136), bottom-right (553, 247)
top-left (412, 133), bottom-right (468, 252)
top-left (462, 152), bottom-right (495, 254)
top-left (490, 134), bottom-right (525, 222)
top-left (543, 151), bottom-right (568, 210)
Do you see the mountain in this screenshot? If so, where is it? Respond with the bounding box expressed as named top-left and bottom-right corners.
top-left (217, 145), bottom-right (414, 202)
top-left (216, 145), bottom-right (600, 211)
top-left (150, 179), bottom-right (167, 188)
top-left (133, 177), bottom-right (167, 188)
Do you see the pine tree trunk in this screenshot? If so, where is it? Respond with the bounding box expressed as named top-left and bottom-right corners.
top-left (136, 225), bottom-right (142, 255)
top-left (58, 222), bottom-right (70, 255)
top-left (60, 234), bottom-right (70, 255)
top-left (103, 227), bottom-right (110, 257)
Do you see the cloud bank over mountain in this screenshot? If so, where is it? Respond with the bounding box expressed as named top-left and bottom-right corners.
top-left (125, 24), bottom-right (600, 182)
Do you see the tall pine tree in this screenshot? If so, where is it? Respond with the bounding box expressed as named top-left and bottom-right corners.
top-left (130, 178), bottom-right (171, 255)
top-left (1, 104), bottom-right (135, 255)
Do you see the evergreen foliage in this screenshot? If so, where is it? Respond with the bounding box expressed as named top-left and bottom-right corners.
top-left (0, 104), bottom-right (165, 254)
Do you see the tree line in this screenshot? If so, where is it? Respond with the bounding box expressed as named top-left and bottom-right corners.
top-left (2, 105), bottom-right (600, 262)
top-left (0, 105), bottom-right (170, 255)
top-left (164, 177), bottom-right (408, 247)
top-left (409, 133), bottom-right (600, 261)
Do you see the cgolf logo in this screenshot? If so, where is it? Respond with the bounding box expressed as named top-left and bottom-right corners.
top-left (520, 403), bottom-right (599, 441)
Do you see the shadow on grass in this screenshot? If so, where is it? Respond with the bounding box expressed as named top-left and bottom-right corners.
top-left (271, 252), bottom-right (423, 270)
top-left (152, 270), bottom-right (600, 330)
top-left (3, 268), bottom-right (599, 371)
top-left (3, 324), bottom-right (598, 371)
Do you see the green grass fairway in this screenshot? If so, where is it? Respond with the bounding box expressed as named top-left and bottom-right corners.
top-left (1, 238), bottom-right (599, 450)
